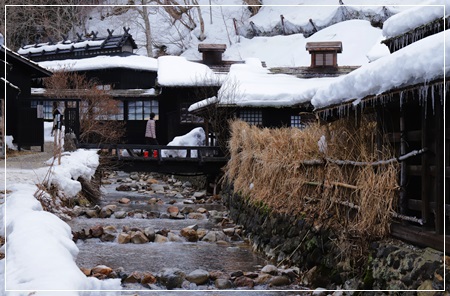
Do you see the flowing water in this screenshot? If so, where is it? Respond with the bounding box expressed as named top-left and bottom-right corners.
top-left (67, 171), bottom-right (308, 293)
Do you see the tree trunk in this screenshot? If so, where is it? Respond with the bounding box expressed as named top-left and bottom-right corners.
top-left (141, 5), bottom-right (153, 57)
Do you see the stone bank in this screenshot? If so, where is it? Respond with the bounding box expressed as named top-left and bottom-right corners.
top-left (222, 189), bottom-right (449, 291)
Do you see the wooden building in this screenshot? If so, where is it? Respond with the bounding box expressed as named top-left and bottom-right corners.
top-left (311, 18), bottom-right (448, 251)
top-left (2, 46), bottom-right (52, 151)
top-left (19, 28), bottom-right (159, 145)
top-left (189, 41), bottom-right (357, 147)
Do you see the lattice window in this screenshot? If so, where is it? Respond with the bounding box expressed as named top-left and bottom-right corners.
top-left (128, 100), bottom-right (158, 120)
top-left (290, 115), bottom-right (305, 128)
top-left (314, 53), bottom-right (335, 67)
top-left (239, 110), bottom-right (262, 125)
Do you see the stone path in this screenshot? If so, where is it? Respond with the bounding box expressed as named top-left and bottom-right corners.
top-left (0, 142), bottom-right (55, 203)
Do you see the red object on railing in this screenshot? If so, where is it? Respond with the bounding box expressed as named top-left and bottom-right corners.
top-left (153, 150), bottom-right (158, 158)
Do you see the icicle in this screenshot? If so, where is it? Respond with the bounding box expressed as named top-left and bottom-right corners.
top-left (431, 83), bottom-right (435, 116)
top-left (399, 90), bottom-right (404, 107)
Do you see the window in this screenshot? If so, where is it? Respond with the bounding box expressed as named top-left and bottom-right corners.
top-left (239, 110), bottom-right (262, 125)
top-left (314, 52), bottom-right (335, 67)
top-left (95, 100), bottom-right (124, 120)
top-left (180, 103), bottom-right (204, 123)
top-left (31, 101), bottom-right (54, 120)
top-left (290, 115), bottom-right (305, 128)
top-left (128, 100), bottom-right (158, 120)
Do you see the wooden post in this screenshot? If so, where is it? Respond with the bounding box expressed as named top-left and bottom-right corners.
top-left (421, 105), bottom-right (430, 225)
top-left (399, 108), bottom-right (407, 215)
top-left (376, 107), bottom-right (384, 160)
top-left (434, 97), bottom-right (444, 234)
top-left (0, 99), bottom-right (4, 158)
top-left (280, 15), bottom-right (286, 35)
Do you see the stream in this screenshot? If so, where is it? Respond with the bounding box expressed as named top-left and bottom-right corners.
top-left (67, 171), bottom-right (310, 293)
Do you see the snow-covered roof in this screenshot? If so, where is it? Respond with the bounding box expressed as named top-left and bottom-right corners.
top-left (310, 29), bottom-right (448, 110)
top-left (1, 45), bottom-right (52, 77)
top-left (382, 0), bottom-right (449, 39)
top-left (189, 58), bottom-right (337, 111)
top-left (18, 28), bottom-right (138, 60)
top-left (31, 87), bottom-right (158, 98)
top-left (37, 54), bottom-right (158, 72)
top-left (157, 56), bottom-right (225, 87)
top-left (217, 20), bottom-right (384, 68)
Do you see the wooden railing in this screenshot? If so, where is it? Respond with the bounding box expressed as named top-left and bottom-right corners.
top-left (77, 143), bottom-right (229, 175)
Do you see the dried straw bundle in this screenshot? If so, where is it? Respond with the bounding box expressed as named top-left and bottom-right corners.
top-left (225, 119), bottom-right (399, 240)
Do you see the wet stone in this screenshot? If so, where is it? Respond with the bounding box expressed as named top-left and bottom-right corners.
top-left (141, 272), bottom-right (157, 285)
top-left (159, 268), bottom-right (186, 290)
top-left (261, 264), bottom-right (279, 275)
top-left (90, 225), bottom-right (103, 238)
top-left (99, 205), bottom-right (116, 218)
top-left (114, 211), bottom-right (127, 219)
top-left (167, 206), bottom-right (179, 215)
top-left (85, 209), bottom-right (99, 218)
top-left (215, 278), bottom-right (232, 289)
top-left (92, 265), bottom-right (113, 276)
top-left (123, 271), bottom-right (141, 283)
top-left (234, 275), bottom-right (254, 288)
top-left (144, 227), bottom-right (156, 242)
top-left (187, 212), bottom-right (206, 220)
top-left (101, 225), bottom-right (117, 242)
top-left (186, 269), bottom-right (209, 285)
top-left (154, 234), bottom-right (168, 243)
top-left (116, 185), bottom-right (132, 191)
top-left (80, 267), bottom-right (91, 276)
top-left (269, 275), bottom-right (291, 287)
top-left (130, 231), bottom-right (149, 244)
top-left (193, 191), bottom-right (207, 199)
top-left (168, 232), bottom-right (184, 242)
top-left (119, 198), bottom-right (130, 204)
top-left (209, 270), bottom-right (230, 280)
top-left (180, 227), bottom-right (198, 242)
top-left (117, 233), bottom-right (131, 244)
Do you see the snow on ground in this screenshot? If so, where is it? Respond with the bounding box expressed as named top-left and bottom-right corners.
top-left (1, 123), bottom-right (122, 294)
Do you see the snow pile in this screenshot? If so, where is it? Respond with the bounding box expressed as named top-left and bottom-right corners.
top-left (2, 184), bottom-right (121, 294)
top-left (310, 30), bottom-right (449, 109)
top-left (157, 56), bottom-right (224, 86)
top-left (382, 0), bottom-right (449, 38)
top-left (45, 149), bottom-right (99, 198)
top-left (5, 136), bottom-right (16, 150)
top-left (1, 148), bottom-right (122, 294)
top-left (161, 127), bottom-right (205, 158)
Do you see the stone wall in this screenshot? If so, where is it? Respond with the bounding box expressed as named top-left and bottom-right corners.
top-left (222, 188), bottom-right (449, 291)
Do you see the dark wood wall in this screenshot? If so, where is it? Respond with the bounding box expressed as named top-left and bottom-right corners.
top-left (375, 86), bottom-right (448, 251)
top-left (158, 86), bottom-right (219, 144)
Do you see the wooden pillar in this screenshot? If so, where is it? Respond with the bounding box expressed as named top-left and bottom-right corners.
top-left (421, 105), bottom-right (430, 226)
top-left (434, 98), bottom-right (444, 234)
top-left (399, 108), bottom-right (407, 215)
top-left (204, 118), bottom-right (210, 146)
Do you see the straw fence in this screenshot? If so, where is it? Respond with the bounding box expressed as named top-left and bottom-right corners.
top-left (225, 119), bottom-right (400, 240)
